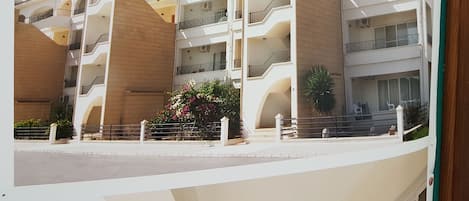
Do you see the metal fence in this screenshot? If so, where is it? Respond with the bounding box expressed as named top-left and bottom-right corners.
top-left (178, 10), bottom-right (227, 29)
top-left (81, 122), bottom-right (222, 141)
top-left (14, 127), bottom-right (49, 140)
top-left (249, 0), bottom-right (290, 23)
top-left (281, 112), bottom-right (398, 138)
top-left (146, 122), bottom-right (221, 141)
top-left (85, 33), bottom-right (109, 53)
top-left (248, 50), bottom-right (290, 77)
top-left (29, 9), bottom-right (53, 23)
top-left (345, 34), bottom-right (419, 53)
top-left (177, 61), bottom-right (226, 75)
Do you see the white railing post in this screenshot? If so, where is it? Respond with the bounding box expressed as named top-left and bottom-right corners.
top-left (396, 105), bottom-right (404, 142)
top-left (275, 114), bottom-right (283, 143)
top-left (49, 123), bottom-right (57, 144)
top-left (220, 117), bottom-right (230, 146)
top-left (140, 120), bottom-right (148, 144)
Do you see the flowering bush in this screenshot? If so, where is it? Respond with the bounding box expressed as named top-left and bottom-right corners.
top-left (151, 80), bottom-right (240, 138)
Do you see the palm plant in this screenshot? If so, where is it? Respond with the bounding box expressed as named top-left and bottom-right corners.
top-left (304, 65), bottom-right (336, 114)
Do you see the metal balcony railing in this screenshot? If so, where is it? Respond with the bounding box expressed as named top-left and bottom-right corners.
top-left (85, 33), bottom-right (109, 53)
top-left (69, 42), bottom-right (81, 50)
top-left (178, 9), bottom-right (227, 29)
top-left (15, 0), bottom-right (31, 5)
top-left (249, 0), bottom-right (290, 23)
top-left (248, 50), bottom-right (290, 77)
top-left (346, 34), bottom-right (419, 53)
top-left (29, 9), bottom-right (53, 23)
top-left (81, 76), bottom-right (105, 94)
top-left (176, 61), bottom-right (227, 75)
top-left (64, 79), bottom-right (77, 88)
top-left (74, 7), bottom-right (85, 15)
top-left (89, 0), bottom-right (100, 6)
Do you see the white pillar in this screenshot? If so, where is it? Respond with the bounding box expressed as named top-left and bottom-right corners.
top-left (49, 123), bottom-right (58, 144)
top-left (396, 105), bottom-right (404, 142)
top-left (275, 114), bottom-right (283, 143)
top-left (140, 120), bottom-right (148, 144)
top-left (220, 117), bottom-right (230, 146)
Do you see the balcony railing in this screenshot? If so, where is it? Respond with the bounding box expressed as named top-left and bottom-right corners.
top-left (69, 42), bottom-right (81, 50)
top-left (346, 34), bottom-right (419, 53)
top-left (74, 7), bottom-right (85, 15)
top-left (248, 50), bottom-right (290, 77)
top-left (15, 0), bottom-right (31, 5)
top-left (29, 9), bottom-right (53, 23)
top-left (249, 0), bottom-right (290, 23)
top-left (65, 79), bottom-right (77, 88)
top-left (89, 0), bottom-right (100, 6)
top-left (85, 33), bottom-right (109, 53)
top-left (81, 76), bottom-right (105, 94)
top-left (178, 9), bottom-right (227, 29)
top-left (176, 61), bottom-right (227, 75)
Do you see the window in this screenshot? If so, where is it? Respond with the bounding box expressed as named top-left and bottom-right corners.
top-left (374, 22), bottom-right (418, 49)
top-left (378, 76), bottom-right (421, 111)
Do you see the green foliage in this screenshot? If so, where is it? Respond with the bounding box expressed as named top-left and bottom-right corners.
top-left (151, 81), bottom-right (241, 138)
top-left (55, 119), bottom-right (74, 139)
top-left (404, 126), bottom-right (429, 141)
top-left (14, 119), bottom-right (47, 128)
top-left (304, 65), bottom-right (336, 114)
top-left (50, 103), bottom-right (73, 122)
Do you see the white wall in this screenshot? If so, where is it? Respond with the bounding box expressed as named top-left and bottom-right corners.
top-left (84, 15), bottom-right (111, 44)
top-left (181, 42), bottom-right (227, 68)
top-left (80, 65), bottom-right (105, 86)
top-left (18, 0), bottom-right (56, 18)
top-left (182, 0), bottom-right (227, 21)
top-left (247, 36), bottom-right (289, 65)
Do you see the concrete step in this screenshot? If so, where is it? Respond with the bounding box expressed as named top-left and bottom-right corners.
top-left (248, 128), bottom-right (276, 143)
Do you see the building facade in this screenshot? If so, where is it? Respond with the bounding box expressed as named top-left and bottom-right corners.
top-left (14, 0), bottom-right (432, 140)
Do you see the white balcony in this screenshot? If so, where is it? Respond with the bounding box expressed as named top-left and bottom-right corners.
top-left (29, 9), bottom-right (71, 30)
top-left (246, 5), bottom-right (292, 38)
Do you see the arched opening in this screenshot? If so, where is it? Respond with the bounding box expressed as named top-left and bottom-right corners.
top-left (257, 78), bottom-right (292, 128)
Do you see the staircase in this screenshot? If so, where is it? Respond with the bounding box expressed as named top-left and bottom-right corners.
top-left (248, 128), bottom-right (277, 143)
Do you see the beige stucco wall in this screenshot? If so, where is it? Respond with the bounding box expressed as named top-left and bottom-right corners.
top-left (295, 0), bottom-right (345, 118)
top-left (103, 0), bottom-right (175, 125)
top-left (172, 149), bottom-right (427, 201)
top-left (14, 15), bottom-right (66, 122)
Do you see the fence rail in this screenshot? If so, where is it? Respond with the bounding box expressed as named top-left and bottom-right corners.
top-left (85, 33), bottom-right (109, 53)
top-left (282, 112), bottom-right (398, 138)
top-left (177, 61), bottom-right (226, 75)
top-left (345, 34), bottom-right (419, 53)
top-left (249, 0), bottom-right (290, 23)
top-left (178, 9), bottom-right (227, 29)
top-left (81, 121), bottom-right (223, 141)
top-left (14, 127), bottom-right (49, 140)
top-left (248, 50), bottom-right (290, 77)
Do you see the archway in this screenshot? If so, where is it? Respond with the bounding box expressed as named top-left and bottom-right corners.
top-left (257, 78), bottom-right (292, 128)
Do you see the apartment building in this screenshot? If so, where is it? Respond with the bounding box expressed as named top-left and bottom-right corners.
top-left (342, 0), bottom-right (433, 115)
top-left (72, 0), bottom-right (175, 136)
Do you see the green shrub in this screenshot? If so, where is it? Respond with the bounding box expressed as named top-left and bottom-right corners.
top-left (304, 65), bottom-right (336, 114)
top-left (404, 126), bottom-right (429, 141)
top-left (55, 119), bottom-right (74, 139)
top-left (151, 81), bottom-right (241, 138)
top-left (14, 119), bottom-right (47, 128)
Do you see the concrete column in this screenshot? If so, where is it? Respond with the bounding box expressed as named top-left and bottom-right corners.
top-left (140, 120), bottom-right (148, 144)
top-left (49, 123), bottom-right (58, 144)
top-left (220, 117), bottom-right (230, 146)
top-left (396, 105), bottom-right (404, 142)
top-left (275, 113), bottom-right (283, 143)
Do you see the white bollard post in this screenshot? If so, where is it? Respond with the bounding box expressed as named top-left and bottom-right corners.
top-left (220, 117), bottom-right (230, 146)
top-left (49, 123), bottom-right (57, 144)
top-left (275, 114), bottom-right (283, 143)
top-left (396, 105), bottom-right (404, 142)
top-left (140, 120), bottom-right (148, 144)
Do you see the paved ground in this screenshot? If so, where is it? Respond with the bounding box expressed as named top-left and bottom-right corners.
top-left (15, 151), bottom-right (282, 186)
top-left (14, 138), bottom-right (400, 186)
